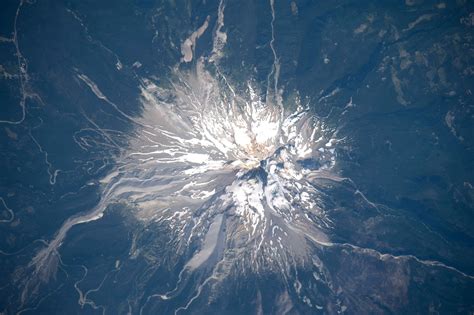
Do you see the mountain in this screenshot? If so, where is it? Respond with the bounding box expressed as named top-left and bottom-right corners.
top-left (0, 0), bottom-right (473, 314)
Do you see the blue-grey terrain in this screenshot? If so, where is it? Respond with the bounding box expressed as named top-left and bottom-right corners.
top-left (0, 0), bottom-right (473, 314)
